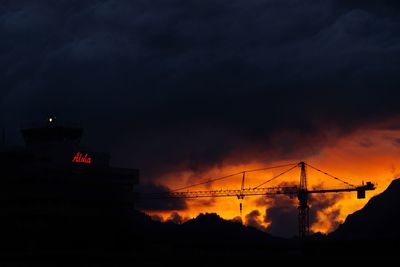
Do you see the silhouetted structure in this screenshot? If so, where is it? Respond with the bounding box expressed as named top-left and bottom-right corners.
top-left (0, 118), bottom-right (139, 257)
top-left (157, 161), bottom-right (375, 238)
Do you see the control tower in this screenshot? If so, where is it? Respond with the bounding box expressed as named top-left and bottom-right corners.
top-left (0, 117), bottom-right (139, 253)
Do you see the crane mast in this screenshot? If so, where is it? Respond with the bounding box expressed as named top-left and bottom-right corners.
top-left (298, 162), bottom-right (309, 239)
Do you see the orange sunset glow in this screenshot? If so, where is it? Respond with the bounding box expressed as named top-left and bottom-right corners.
top-left (145, 128), bottom-right (400, 235)
top-left (5, 0), bottom-right (400, 262)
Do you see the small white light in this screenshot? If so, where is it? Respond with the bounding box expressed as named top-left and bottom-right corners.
top-left (49, 117), bottom-right (53, 123)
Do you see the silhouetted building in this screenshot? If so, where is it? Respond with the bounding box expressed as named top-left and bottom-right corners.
top-left (0, 118), bottom-right (139, 253)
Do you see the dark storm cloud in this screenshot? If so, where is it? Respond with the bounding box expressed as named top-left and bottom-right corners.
top-left (259, 195), bottom-right (298, 238)
top-left (392, 138), bottom-right (400, 147)
top-left (1, 0), bottom-right (400, 181)
top-left (245, 209), bottom-right (265, 231)
top-left (136, 183), bottom-right (187, 211)
top-left (359, 138), bottom-right (374, 148)
top-left (255, 183), bottom-right (343, 237)
top-left (337, 0), bottom-right (400, 15)
top-left (308, 193), bottom-right (343, 232)
top-left (230, 216), bottom-right (243, 224)
top-left (166, 211), bottom-right (189, 224)
top-left (150, 214), bottom-right (163, 222)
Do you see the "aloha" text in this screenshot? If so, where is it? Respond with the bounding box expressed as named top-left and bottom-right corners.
top-left (72, 152), bottom-right (92, 164)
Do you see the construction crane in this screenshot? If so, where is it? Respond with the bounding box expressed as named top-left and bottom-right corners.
top-left (150, 162), bottom-right (375, 239)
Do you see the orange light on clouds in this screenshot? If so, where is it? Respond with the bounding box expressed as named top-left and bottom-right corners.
top-left (145, 128), bottom-right (400, 235)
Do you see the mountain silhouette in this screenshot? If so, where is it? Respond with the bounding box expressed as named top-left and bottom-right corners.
top-left (132, 212), bottom-right (283, 247)
top-left (180, 213), bottom-right (282, 245)
top-left (128, 212), bottom-right (301, 263)
top-left (331, 178), bottom-right (400, 240)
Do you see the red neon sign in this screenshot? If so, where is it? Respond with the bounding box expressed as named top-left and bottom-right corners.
top-left (72, 152), bottom-right (92, 164)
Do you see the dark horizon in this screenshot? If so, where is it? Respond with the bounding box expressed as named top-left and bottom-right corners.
top-left (2, 0), bottom-right (400, 237)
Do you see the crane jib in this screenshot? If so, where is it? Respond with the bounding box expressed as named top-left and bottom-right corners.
top-left (145, 162), bottom-right (376, 239)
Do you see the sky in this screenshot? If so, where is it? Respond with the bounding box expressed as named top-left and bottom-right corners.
top-left (1, 0), bottom-right (400, 237)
